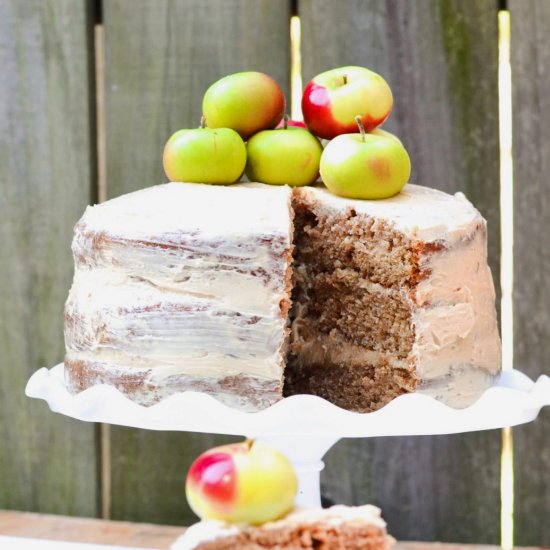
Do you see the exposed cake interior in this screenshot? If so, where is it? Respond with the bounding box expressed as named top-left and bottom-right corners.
top-left (285, 189), bottom-right (420, 412)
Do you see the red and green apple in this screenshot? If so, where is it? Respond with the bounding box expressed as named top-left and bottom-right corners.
top-left (302, 66), bottom-right (393, 140)
top-left (186, 440), bottom-right (297, 525)
top-left (203, 72), bottom-right (285, 140)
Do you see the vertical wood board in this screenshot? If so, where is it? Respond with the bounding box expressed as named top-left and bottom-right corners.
top-left (299, 0), bottom-right (501, 542)
top-left (102, 0), bottom-right (292, 525)
top-left (509, 0), bottom-right (550, 545)
top-left (0, 0), bottom-right (98, 516)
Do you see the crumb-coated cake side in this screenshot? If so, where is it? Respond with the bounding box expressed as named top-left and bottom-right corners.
top-left (64, 183), bottom-right (294, 411)
top-left (285, 184), bottom-right (501, 411)
top-left (173, 505), bottom-right (394, 550)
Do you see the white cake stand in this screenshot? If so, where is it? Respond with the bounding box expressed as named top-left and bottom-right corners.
top-left (26, 365), bottom-right (550, 507)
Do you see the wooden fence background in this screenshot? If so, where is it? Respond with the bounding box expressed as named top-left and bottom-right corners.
top-left (0, 0), bottom-right (548, 545)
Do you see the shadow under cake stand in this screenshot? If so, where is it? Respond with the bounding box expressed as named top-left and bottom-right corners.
top-left (26, 365), bottom-right (550, 508)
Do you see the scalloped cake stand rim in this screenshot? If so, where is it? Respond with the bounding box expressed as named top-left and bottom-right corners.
top-left (25, 364), bottom-right (550, 508)
top-left (25, 364), bottom-right (550, 439)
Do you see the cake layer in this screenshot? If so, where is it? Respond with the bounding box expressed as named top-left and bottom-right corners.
top-left (65, 277), bottom-right (286, 379)
top-left (292, 272), bottom-right (415, 356)
top-left (65, 357), bottom-right (281, 410)
top-left (64, 183), bottom-right (294, 410)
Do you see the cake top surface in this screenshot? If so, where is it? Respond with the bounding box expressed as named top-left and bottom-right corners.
top-left (78, 182), bottom-right (293, 240)
top-left (78, 181), bottom-right (482, 244)
top-left (298, 182), bottom-right (484, 242)
top-left (174, 505), bottom-right (386, 549)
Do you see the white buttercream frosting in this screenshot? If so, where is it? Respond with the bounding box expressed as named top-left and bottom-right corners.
top-left (65, 183), bottom-right (294, 410)
top-left (79, 182), bottom-right (293, 240)
top-left (413, 226), bottom-right (501, 406)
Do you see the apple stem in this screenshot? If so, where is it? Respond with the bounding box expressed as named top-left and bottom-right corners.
top-left (355, 115), bottom-right (366, 142)
top-left (245, 438), bottom-right (254, 450)
top-left (283, 114), bottom-right (289, 130)
top-left (343, 74), bottom-right (348, 85)
top-left (199, 116), bottom-right (206, 129)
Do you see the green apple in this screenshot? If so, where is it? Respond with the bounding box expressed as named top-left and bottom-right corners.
top-left (320, 116), bottom-right (411, 199)
top-left (302, 65), bottom-right (393, 140)
top-left (203, 72), bottom-right (285, 140)
top-left (163, 120), bottom-right (246, 184)
top-left (245, 117), bottom-right (323, 186)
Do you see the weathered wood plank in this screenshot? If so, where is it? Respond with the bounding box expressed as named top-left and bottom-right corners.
top-left (0, 0), bottom-right (98, 515)
top-left (299, 0), bottom-right (501, 542)
top-left (104, 0), bottom-right (292, 199)
top-left (509, 0), bottom-right (550, 546)
top-left (0, 510), bottom-right (184, 548)
top-left (102, 0), bottom-right (292, 524)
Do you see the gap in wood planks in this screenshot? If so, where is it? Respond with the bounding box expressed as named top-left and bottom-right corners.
top-left (94, 20), bottom-right (110, 520)
top-left (499, 9), bottom-right (514, 550)
top-left (290, 15), bottom-right (303, 121)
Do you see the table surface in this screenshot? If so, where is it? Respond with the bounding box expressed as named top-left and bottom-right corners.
top-left (0, 510), bottom-right (541, 550)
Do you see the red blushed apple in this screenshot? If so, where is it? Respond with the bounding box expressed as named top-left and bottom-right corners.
top-left (302, 66), bottom-right (393, 140)
top-left (186, 452), bottom-right (236, 514)
top-left (185, 440), bottom-right (297, 525)
top-left (275, 118), bottom-right (307, 129)
top-left (203, 72), bottom-right (285, 140)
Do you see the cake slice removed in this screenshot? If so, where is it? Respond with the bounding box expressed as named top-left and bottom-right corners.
top-left (173, 505), bottom-right (394, 550)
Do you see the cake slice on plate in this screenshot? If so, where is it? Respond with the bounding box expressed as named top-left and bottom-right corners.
top-left (172, 505), bottom-right (394, 550)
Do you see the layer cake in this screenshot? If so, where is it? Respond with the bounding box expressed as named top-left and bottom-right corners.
top-left (64, 182), bottom-right (501, 412)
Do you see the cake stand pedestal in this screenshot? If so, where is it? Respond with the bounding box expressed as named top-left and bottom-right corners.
top-left (26, 365), bottom-right (550, 508)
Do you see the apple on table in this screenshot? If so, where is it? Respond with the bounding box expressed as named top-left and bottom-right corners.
top-left (245, 116), bottom-right (323, 187)
top-left (320, 116), bottom-right (411, 200)
top-left (203, 71), bottom-right (285, 140)
top-left (186, 440), bottom-right (298, 525)
top-left (162, 117), bottom-right (246, 184)
top-left (302, 65), bottom-right (393, 140)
